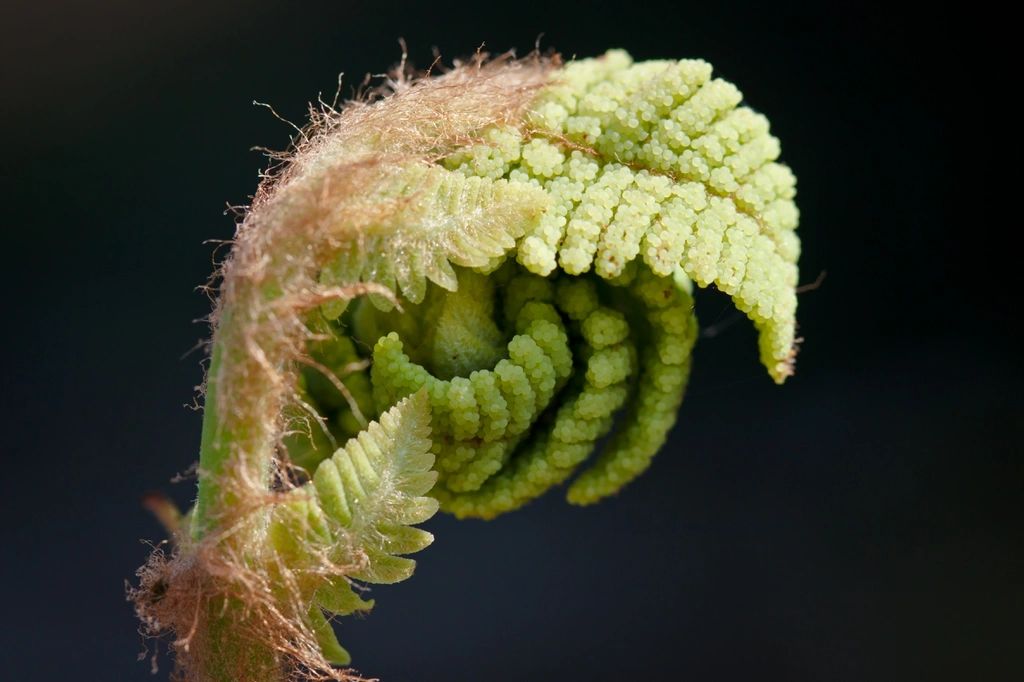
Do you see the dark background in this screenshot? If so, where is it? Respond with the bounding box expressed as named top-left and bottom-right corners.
top-left (2, 2), bottom-right (1019, 680)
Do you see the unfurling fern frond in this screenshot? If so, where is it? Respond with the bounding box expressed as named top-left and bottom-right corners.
top-left (269, 392), bottom-right (437, 665)
top-left (133, 49), bottom-right (801, 682)
top-left (317, 166), bottom-right (550, 315)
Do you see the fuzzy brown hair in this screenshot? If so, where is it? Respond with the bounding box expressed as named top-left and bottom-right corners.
top-left (132, 51), bottom-right (558, 681)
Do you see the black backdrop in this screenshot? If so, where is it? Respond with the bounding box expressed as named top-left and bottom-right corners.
top-left (2, 2), bottom-right (1019, 680)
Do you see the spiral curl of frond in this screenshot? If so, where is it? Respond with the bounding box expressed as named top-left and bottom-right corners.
top-left (136, 49), bottom-right (800, 681)
top-left (301, 50), bottom-right (799, 522)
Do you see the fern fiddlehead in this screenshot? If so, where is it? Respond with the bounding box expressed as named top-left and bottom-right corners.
top-left (133, 49), bottom-right (799, 681)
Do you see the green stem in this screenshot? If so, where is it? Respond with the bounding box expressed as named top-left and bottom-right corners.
top-left (192, 337), bottom-right (228, 540)
top-left (201, 600), bottom-right (281, 680)
top-left (192, 305), bottom-right (281, 539)
top-left (191, 308), bottom-right (283, 681)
